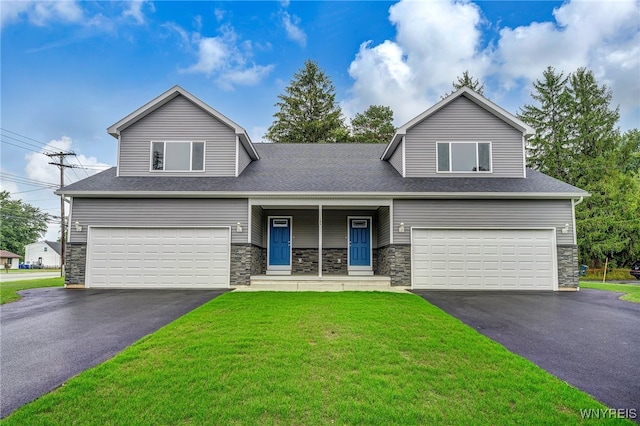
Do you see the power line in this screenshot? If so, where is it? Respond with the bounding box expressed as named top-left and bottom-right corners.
top-left (0, 133), bottom-right (57, 154)
top-left (0, 139), bottom-right (51, 155)
top-left (0, 128), bottom-right (52, 149)
top-left (8, 188), bottom-right (55, 195)
top-left (0, 172), bottom-right (58, 188)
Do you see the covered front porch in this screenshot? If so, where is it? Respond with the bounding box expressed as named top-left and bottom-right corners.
top-left (247, 198), bottom-right (396, 280)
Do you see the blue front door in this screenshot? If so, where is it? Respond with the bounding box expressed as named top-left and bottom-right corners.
top-left (349, 218), bottom-right (371, 267)
top-left (269, 218), bottom-right (291, 267)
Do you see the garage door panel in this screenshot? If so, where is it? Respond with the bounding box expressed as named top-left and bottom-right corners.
top-left (87, 227), bottom-right (229, 289)
top-left (412, 229), bottom-right (556, 290)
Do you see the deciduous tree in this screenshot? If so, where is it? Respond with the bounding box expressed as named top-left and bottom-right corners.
top-left (0, 191), bottom-right (49, 258)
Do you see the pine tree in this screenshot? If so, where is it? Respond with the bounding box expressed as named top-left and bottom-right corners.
top-left (350, 105), bottom-right (395, 144)
top-left (265, 60), bottom-right (347, 143)
top-left (451, 71), bottom-right (484, 95)
top-left (518, 66), bottom-right (572, 181)
top-left (565, 68), bottom-right (620, 186)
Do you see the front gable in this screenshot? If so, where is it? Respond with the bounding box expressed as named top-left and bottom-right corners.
top-left (383, 88), bottom-right (533, 178)
top-left (110, 86), bottom-right (258, 178)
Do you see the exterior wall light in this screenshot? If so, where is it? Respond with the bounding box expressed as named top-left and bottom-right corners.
top-left (236, 222), bottom-right (243, 233)
top-left (74, 221), bottom-right (83, 232)
top-left (561, 223), bottom-right (570, 234)
top-left (398, 222), bottom-right (405, 233)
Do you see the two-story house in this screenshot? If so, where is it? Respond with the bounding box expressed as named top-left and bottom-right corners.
top-left (59, 86), bottom-right (588, 291)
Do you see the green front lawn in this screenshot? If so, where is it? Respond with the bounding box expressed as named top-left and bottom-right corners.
top-left (3, 268), bottom-right (61, 274)
top-left (0, 277), bottom-right (64, 304)
top-left (580, 282), bottom-right (640, 304)
top-left (5, 292), bottom-right (627, 425)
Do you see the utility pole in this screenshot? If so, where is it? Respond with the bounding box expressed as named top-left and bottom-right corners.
top-left (47, 151), bottom-right (77, 277)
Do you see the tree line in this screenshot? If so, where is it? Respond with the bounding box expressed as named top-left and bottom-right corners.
top-left (518, 67), bottom-right (639, 268)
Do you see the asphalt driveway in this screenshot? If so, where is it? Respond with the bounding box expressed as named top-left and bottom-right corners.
top-left (0, 287), bottom-right (224, 418)
top-left (413, 289), bottom-right (640, 416)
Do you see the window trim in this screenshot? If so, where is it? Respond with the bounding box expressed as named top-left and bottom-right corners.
top-left (149, 141), bottom-right (206, 172)
top-left (436, 141), bottom-right (493, 173)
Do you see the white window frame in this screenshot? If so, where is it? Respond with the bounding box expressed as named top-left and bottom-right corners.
top-left (149, 141), bottom-right (206, 172)
top-left (436, 141), bottom-right (492, 173)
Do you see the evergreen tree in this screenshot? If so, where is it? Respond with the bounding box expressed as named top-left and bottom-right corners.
top-left (265, 60), bottom-right (347, 143)
top-left (565, 67), bottom-right (620, 186)
top-left (451, 70), bottom-right (484, 95)
top-left (618, 129), bottom-right (640, 174)
top-left (350, 105), bottom-right (395, 144)
top-left (518, 66), bottom-right (572, 181)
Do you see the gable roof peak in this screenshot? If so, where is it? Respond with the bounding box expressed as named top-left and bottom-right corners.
top-left (107, 85), bottom-right (259, 160)
top-left (382, 86), bottom-right (535, 160)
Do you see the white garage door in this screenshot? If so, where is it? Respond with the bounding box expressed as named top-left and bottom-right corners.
top-left (86, 227), bottom-right (230, 289)
top-left (412, 229), bottom-right (556, 290)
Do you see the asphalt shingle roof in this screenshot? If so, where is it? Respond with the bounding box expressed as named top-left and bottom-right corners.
top-left (60, 143), bottom-right (587, 196)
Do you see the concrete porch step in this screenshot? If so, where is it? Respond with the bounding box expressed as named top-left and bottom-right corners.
top-left (237, 275), bottom-right (407, 293)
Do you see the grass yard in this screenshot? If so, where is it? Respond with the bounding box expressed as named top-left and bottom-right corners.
top-left (0, 277), bottom-right (64, 304)
top-left (3, 268), bottom-right (61, 274)
top-left (580, 282), bottom-right (640, 304)
top-left (4, 292), bottom-right (630, 425)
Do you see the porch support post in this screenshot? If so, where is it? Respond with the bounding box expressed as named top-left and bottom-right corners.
top-left (318, 204), bottom-right (323, 277)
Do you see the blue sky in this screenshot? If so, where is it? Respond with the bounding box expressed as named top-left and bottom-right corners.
top-left (1, 0), bottom-right (639, 240)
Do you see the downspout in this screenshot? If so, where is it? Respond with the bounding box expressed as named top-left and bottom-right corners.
top-left (572, 196), bottom-right (584, 245)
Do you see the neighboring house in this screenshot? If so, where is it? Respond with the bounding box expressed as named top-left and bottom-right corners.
top-left (24, 241), bottom-right (62, 268)
top-left (58, 86), bottom-right (588, 291)
top-left (1, 250), bottom-right (21, 269)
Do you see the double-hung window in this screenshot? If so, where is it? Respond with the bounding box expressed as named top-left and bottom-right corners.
top-left (437, 142), bottom-right (491, 172)
top-left (151, 141), bottom-right (205, 171)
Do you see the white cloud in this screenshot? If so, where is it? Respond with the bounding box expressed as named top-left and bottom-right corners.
top-left (217, 65), bottom-right (275, 91)
top-left (494, 0), bottom-right (640, 119)
top-left (122, 0), bottom-right (154, 25)
top-left (177, 24), bottom-right (274, 90)
top-left (24, 136), bottom-right (111, 188)
top-left (0, 169), bottom-right (20, 195)
top-left (282, 11), bottom-right (306, 47)
top-left (187, 35), bottom-right (230, 75)
top-left (1, 0), bottom-right (84, 28)
top-left (342, 0), bottom-right (486, 124)
top-left (343, 0), bottom-right (640, 128)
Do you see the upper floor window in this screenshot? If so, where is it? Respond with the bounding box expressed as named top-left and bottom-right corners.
top-left (437, 142), bottom-right (491, 172)
top-left (151, 141), bottom-right (205, 171)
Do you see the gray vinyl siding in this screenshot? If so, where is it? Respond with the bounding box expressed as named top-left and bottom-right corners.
top-left (388, 139), bottom-right (403, 176)
top-left (251, 205), bottom-right (264, 247)
top-left (393, 199), bottom-right (574, 245)
top-left (377, 206), bottom-right (390, 247)
top-left (70, 198), bottom-right (248, 244)
top-left (237, 142), bottom-right (253, 175)
top-left (260, 209), bottom-right (379, 249)
top-left (118, 95), bottom-right (237, 177)
top-left (404, 96), bottom-right (524, 178)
